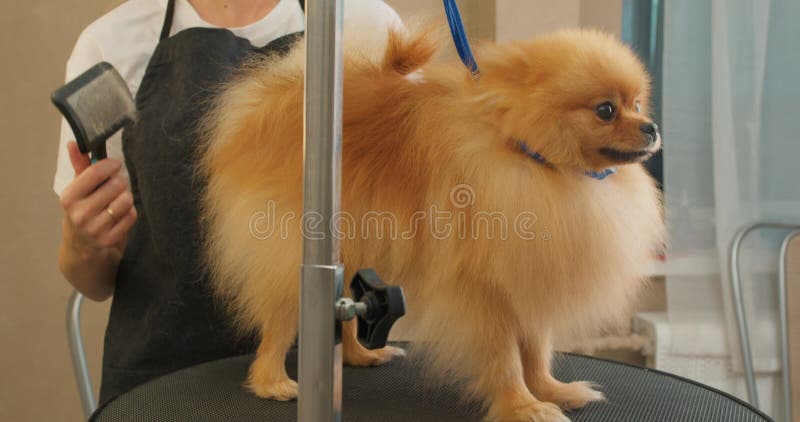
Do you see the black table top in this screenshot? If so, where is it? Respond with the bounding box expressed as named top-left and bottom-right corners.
top-left (92, 344), bottom-right (771, 421)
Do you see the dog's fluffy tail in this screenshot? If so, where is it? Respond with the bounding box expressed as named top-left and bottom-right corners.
top-left (380, 26), bottom-right (439, 76)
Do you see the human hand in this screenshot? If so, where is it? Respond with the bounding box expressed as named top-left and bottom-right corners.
top-left (59, 141), bottom-right (137, 251)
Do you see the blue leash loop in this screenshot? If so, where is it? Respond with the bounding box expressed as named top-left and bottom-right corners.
top-left (516, 140), bottom-right (617, 180)
top-left (444, 0), bottom-right (480, 79)
top-left (584, 167), bottom-right (617, 180)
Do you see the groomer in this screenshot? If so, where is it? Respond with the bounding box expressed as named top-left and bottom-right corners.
top-left (54, 0), bottom-right (401, 406)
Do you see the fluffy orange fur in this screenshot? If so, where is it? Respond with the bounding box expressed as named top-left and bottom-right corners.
top-left (200, 26), bottom-right (665, 421)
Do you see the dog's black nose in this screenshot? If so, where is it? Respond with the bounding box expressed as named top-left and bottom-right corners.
top-left (640, 122), bottom-right (658, 135)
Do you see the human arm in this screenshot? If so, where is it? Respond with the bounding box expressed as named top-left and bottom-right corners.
top-left (58, 142), bottom-right (137, 301)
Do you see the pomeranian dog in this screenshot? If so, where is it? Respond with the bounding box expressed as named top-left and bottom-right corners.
top-left (200, 25), bottom-right (664, 421)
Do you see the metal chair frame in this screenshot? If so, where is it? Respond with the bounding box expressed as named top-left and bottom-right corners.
top-left (67, 290), bottom-right (96, 419)
top-left (729, 222), bottom-right (799, 420)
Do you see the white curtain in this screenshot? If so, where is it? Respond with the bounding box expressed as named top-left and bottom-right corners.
top-left (662, 0), bottom-right (800, 413)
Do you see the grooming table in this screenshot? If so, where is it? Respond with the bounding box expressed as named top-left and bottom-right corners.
top-left (91, 344), bottom-right (770, 422)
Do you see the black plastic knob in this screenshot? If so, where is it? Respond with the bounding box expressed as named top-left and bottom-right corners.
top-left (350, 269), bottom-right (406, 350)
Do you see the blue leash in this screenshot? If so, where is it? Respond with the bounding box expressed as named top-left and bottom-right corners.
top-left (444, 0), bottom-right (480, 79)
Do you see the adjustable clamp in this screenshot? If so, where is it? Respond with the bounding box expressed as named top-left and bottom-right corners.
top-left (335, 269), bottom-right (406, 349)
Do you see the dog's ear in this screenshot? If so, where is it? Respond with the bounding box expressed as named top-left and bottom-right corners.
top-left (464, 42), bottom-right (546, 127)
top-left (475, 42), bottom-right (545, 87)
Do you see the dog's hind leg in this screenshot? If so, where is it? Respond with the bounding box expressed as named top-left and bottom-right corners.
top-left (520, 332), bottom-right (604, 411)
top-left (341, 319), bottom-right (406, 366)
top-left (245, 302), bottom-right (300, 401)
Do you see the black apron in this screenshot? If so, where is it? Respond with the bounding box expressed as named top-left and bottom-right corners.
top-left (97, 0), bottom-right (303, 407)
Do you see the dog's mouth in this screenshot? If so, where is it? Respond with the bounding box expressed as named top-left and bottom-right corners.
top-left (598, 147), bottom-right (655, 163)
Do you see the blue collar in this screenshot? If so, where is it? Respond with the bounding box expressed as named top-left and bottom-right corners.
top-left (516, 140), bottom-right (617, 181)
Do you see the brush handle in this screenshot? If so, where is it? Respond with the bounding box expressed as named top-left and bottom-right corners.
top-left (90, 144), bottom-right (108, 164)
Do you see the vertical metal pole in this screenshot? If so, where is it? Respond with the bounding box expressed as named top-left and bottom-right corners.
top-left (298, 0), bottom-right (344, 421)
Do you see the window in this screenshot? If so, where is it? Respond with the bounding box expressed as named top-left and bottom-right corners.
top-left (622, 0), bottom-right (664, 188)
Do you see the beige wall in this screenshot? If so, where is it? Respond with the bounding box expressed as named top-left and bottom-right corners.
top-left (0, 1), bottom-right (621, 420)
top-left (579, 0), bottom-right (624, 35)
top-left (496, 0), bottom-right (622, 41)
top-left (0, 1), bottom-right (115, 421)
top-left (385, 0), bottom-right (496, 41)
top-left (388, 0), bottom-right (621, 43)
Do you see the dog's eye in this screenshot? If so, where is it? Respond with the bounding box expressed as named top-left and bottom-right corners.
top-left (596, 102), bottom-right (616, 122)
top-left (634, 101), bottom-right (641, 113)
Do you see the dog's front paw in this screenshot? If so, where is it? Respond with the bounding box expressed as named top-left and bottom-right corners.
top-left (487, 400), bottom-right (570, 422)
top-left (247, 378), bottom-right (298, 401)
top-left (343, 344), bottom-right (406, 367)
top-left (540, 380), bottom-right (604, 411)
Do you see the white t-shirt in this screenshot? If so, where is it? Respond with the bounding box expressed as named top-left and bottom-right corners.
top-left (54, 0), bottom-right (402, 195)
